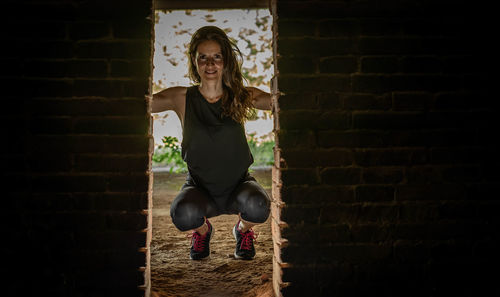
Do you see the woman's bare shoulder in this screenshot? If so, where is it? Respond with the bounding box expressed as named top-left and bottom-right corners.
top-left (159, 86), bottom-right (188, 98)
top-left (152, 86), bottom-right (188, 113)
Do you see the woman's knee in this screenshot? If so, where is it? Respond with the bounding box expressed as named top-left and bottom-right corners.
top-left (170, 189), bottom-right (207, 231)
top-left (238, 184), bottom-right (271, 223)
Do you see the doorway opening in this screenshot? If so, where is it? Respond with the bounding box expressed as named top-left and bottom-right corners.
top-left (150, 4), bottom-right (276, 297)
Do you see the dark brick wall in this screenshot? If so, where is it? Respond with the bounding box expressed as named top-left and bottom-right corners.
top-left (273, 1), bottom-right (499, 296)
top-left (2, 1), bottom-right (154, 296)
top-left (3, 0), bottom-right (499, 296)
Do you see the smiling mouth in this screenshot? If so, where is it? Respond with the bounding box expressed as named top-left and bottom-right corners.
top-left (205, 70), bottom-right (217, 74)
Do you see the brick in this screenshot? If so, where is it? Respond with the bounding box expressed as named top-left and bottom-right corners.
top-left (69, 60), bottom-right (109, 78)
top-left (27, 153), bottom-right (72, 172)
top-left (350, 223), bottom-right (394, 242)
top-left (280, 168), bottom-right (319, 186)
top-left (73, 116), bottom-right (149, 135)
top-left (278, 74), bottom-right (350, 92)
top-left (429, 147), bottom-right (486, 164)
top-left (320, 167), bottom-right (362, 185)
top-left (407, 74), bottom-right (464, 92)
top-left (355, 185), bottom-right (394, 202)
top-left (354, 148), bottom-right (428, 166)
top-left (74, 154), bottom-right (149, 172)
top-left (442, 165), bottom-right (482, 183)
top-left (74, 269), bottom-right (145, 290)
top-left (359, 36), bottom-right (464, 55)
top-left (29, 116), bottom-right (72, 134)
top-left (106, 99), bottom-right (148, 116)
top-left (278, 110), bottom-right (320, 129)
top-left (107, 173), bottom-right (150, 192)
top-left (278, 37), bottom-right (354, 57)
top-left (318, 19), bottom-right (361, 37)
top-left (396, 184), bottom-right (466, 201)
top-left (399, 201), bottom-right (440, 222)
top-left (16, 21), bottom-right (67, 40)
top-left (402, 17), bottom-right (464, 37)
top-left (319, 243), bottom-right (393, 263)
top-left (392, 92), bottom-right (432, 111)
top-left (385, 129), bottom-right (464, 147)
top-left (17, 41), bottom-right (74, 59)
top-left (69, 21), bottom-right (110, 40)
top-left (105, 212), bottom-right (148, 230)
top-left (352, 111), bottom-right (428, 130)
top-left (18, 2), bottom-right (76, 21)
top-left (406, 165), bottom-right (447, 184)
top-left (281, 223), bottom-right (350, 246)
top-left (442, 55), bottom-right (482, 74)
top-left (18, 78), bottom-right (74, 97)
top-left (428, 111), bottom-right (488, 129)
top-left (24, 59), bottom-right (109, 79)
top-left (64, 249), bottom-right (146, 269)
top-left (278, 56), bottom-right (316, 74)
top-left (317, 92), bottom-right (343, 110)
top-left (278, 19), bottom-right (316, 37)
top-left (399, 56), bottom-right (443, 73)
top-left (44, 212), bottom-right (109, 231)
top-left (318, 130), bottom-right (386, 148)
top-left (31, 174), bottom-right (107, 193)
top-left (435, 92), bottom-right (495, 111)
top-left (112, 19), bottom-right (152, 39)
top-left (385, 74), bottom-right (463, 93)
top-left (281, 205), bottom-right (320, 225)
top-left (358, 203), bottom-right (399, 223)
top-left (73, 231), bottom-right (146, 249)
top-left (318, 111), bottom-right (351, 130)
top-left (360, 56), bottom-right (398, 73)
top-left (281, 185), bottom-right (355, 204)
top-left (76, 41), bottom-right (151, 59)
top-left (352, 74), bottom-right (385, 93)
top-left (359, 18), bottom-right (403, 36)
top-left (72, 192), bottom-right (149, 211)
top-left (278, 92), bottom-right (318, 110)
top-left (277, 129), bottom-right (316, 149)
top-left (110, 60), bottom-right (150, 78)
top-left (281, 148), bottom-right (353, 168)
top-left (280, 263), bottom-right (352, 293)
top-left (319, 56), bottom-right (358, 73)
top-left (24, 60), bottom-right (68, 78)
top-left (393, 222), bottom-right (472, 241)
top-left (319, 203), bottom-right (360, 224)
top-left (343, 93), bottom-right (391, 110)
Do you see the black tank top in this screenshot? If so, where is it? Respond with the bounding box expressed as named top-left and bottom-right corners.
top-left (181, 85), bottom-right (254, 200)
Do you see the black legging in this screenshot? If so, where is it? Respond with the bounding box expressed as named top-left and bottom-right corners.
top-left (170, 171), bottom-right (271, 232)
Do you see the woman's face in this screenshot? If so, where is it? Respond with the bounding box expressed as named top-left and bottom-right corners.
top-left (194, 40), bottom-right (224, 83)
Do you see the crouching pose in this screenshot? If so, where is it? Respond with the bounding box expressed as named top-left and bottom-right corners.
top-left (152, 25), bottom-right (272, 260)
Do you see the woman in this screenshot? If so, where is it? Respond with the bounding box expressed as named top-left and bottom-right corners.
top-left (152, 26), bottom-right (272, 260)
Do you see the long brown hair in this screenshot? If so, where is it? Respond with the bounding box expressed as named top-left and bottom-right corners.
top-left (188, 26), bottom-right (255, 124)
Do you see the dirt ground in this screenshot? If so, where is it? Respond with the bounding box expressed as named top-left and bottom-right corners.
top-left (150, 169), bottom-right (274, 297)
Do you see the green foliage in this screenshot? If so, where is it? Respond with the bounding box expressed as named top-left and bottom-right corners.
top-left (152, 133), bottom-right (275, 172)
top-left (152, 136), bottom-right (187, 173)
top-left (247, 132), bottom-right (274, 168)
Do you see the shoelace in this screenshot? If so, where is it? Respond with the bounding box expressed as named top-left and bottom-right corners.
top-left (239, 229), bottom-right (258, 250)
top-left (187, 231), bottom-right (207, 252)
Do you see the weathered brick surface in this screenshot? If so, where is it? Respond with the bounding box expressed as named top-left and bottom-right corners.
top-left (273, 1), bottom-right (499, 296)
top-left (3, 0), bottom-right (153, 296)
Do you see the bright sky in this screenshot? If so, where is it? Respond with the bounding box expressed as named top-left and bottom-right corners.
top-left (153, 9), bottom-right (274, 147)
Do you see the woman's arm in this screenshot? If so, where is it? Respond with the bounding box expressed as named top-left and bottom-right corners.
top-left (247, 87), bottom-right (272, 111)
top-left (151, 86), bottom-right (184, 113)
